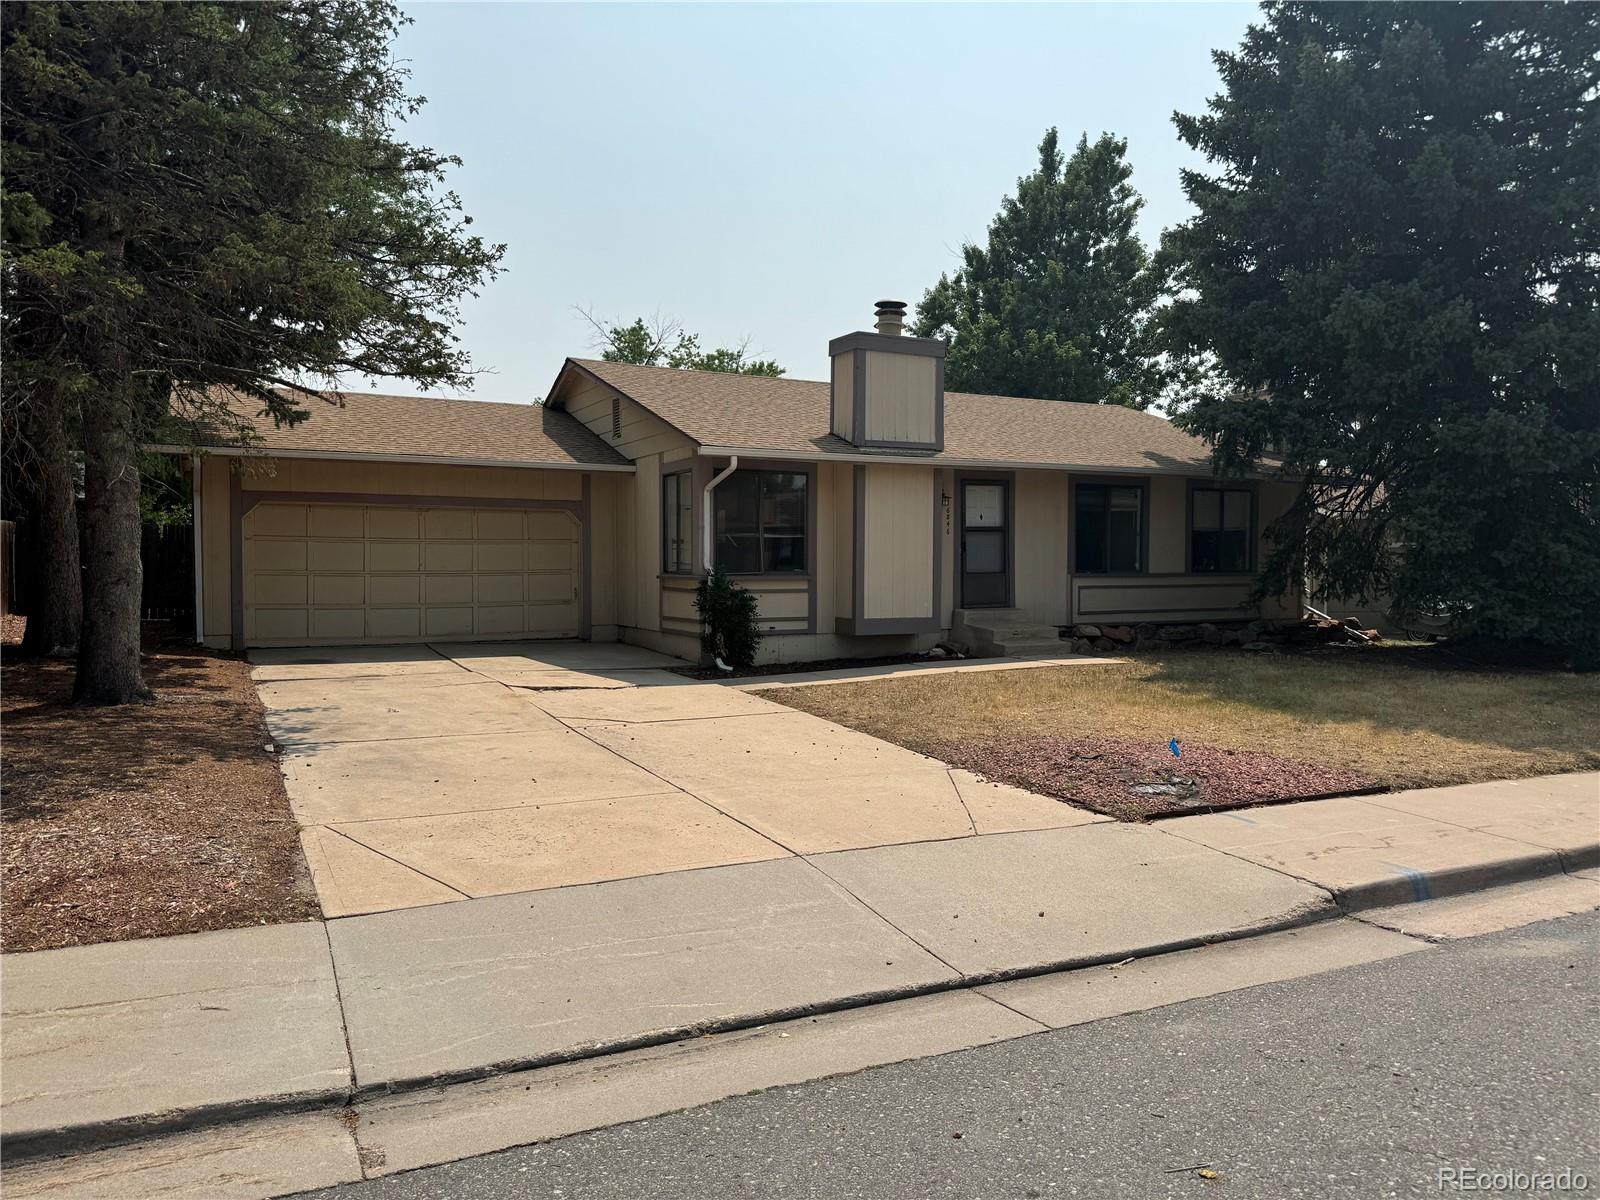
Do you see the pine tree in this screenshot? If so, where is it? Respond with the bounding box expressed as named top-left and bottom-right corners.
top-left (2, 2), bottom-right (504, 701)
top-left (912, 129), bottom-right (1173, 408)
top-left (1165, 2), bottom-right (1600, 664)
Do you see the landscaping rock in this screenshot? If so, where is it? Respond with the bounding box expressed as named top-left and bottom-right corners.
top-left (1158, 625), bottom-right (1199, 642)
top-left (926, 646), bottom-right (948, 659)
top-left (1073, 624), bottom-right (1102, 639)
top-left (1134, 623), bottom-right (1158, 640)
top-left (1092, 637), bottom-right (1118, 652)
top-left (936, 640), bottom-right (970, 658)
top-left (1101, 625), bottom-right (1135, 644)
top-left (1198, 623), bottom-right (1222, 644)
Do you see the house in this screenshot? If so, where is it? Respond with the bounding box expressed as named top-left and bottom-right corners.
top-left (183, 301), bottom-right (1300, 663)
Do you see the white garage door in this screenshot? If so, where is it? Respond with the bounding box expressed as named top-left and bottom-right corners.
top-left (243, 502), bottom-right (580, 646)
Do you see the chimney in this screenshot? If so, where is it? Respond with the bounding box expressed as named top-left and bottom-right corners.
top-left (828, 298), bottom-right (946, 451)
top-left (874, 299), bottom-right (907, 337)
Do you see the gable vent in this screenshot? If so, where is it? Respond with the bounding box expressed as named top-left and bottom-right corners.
top-left (611, 396), bottom-right (621, 439)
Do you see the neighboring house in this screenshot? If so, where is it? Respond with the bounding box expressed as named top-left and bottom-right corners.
top-left (180, 302), bottom-right (1300, 663)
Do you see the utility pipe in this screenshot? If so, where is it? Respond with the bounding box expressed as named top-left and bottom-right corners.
top-left (701, 455), bottom-right (738, 573)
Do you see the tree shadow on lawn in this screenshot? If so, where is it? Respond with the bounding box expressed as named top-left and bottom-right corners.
top-left (0, 644), bottom-right (278, 824)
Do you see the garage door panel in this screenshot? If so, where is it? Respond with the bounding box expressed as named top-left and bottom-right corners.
top-left (245, 500), bottom-right (580, 646)
top-left (425, 607), bottom-right (474, 637)
top-left (476, 542), bottom-right (525, 572)
top-left (424, 543), bottom-right (474, 572)
top-left (525, 605), bottom-right (578, 634)
top-left (311, 609), bottom-right (365, 641)
top-left (369, 542), bottom-right (420, 572)
top-left (369, 576), bottom-right (421, 606)
top-left (254, 609), bottom-right (309, 642)
top-left (424, 510), bottom-right (474, 539)
top-left (477, 575), bottom-right (523, 604)
top-left (367, 509), bottom-right (420, 539)
top-left (309, 507), bottom-right (365, 538)
top-left (366, 608), bottom-right (421, 639)
top-left (477, 605), bottom-right (529, 634)
top-left (475, 511), bottom-right (525, 539)
top-left (248, 505), bottom-right (308, 538)
top-left (528, 511), bottom-right (577, 539)
top-left (527, 573), bottom-right (575, 604)
top-left (252, 574), bottom-right (308, 605)
top-left (530, 541), bottom-right (575, 571)
top-left (309, 541), bottom-right (365, 572)
top-left (252, 541), bottom-right (308, 572)
top-left (424, 575), bottom-right (474, 605)
top-left (311, 575), bottom-right (366, 606)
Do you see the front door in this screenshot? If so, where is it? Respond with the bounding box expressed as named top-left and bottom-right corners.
top-left (960, 479), bottom-right (1009, 608)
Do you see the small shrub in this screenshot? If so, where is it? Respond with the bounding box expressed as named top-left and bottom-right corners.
top-left (694, 568), bottom-right (761, 669)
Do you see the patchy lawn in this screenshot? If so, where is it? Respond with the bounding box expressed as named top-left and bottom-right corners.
top-left (770, 651), bottom-right (1600, 821)
top-left (2, 632), bottom-right (317, 953)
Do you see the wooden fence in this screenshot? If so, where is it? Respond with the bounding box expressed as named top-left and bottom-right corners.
top-left (141, 522), bottom-right (195, 623)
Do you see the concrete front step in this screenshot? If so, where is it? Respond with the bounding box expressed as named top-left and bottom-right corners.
top-left (952, 609), bottom-right (1063, 657)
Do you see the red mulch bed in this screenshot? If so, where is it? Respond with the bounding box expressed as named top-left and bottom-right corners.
top-left (932, 732), bottom-right (1380, 821)
top-left (2, 628), bottom-right (317, 953)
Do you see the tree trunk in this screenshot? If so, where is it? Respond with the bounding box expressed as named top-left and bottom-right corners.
top-left (18, 394), bottom-right (83, 657)
top-left (74, 380), bottom-right (151, 705)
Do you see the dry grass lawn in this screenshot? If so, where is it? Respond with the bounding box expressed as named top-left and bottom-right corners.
top-left (772, 651), bottom-right (1600, 818)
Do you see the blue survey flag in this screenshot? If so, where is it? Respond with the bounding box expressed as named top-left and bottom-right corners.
top-left (1169, 738), bottom-right (1181, 758)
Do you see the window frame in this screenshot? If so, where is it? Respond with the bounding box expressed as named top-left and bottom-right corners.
top-left (1072, 479), bottom-right (1149, 576)
top-left (712, 465), bottom-right (813, 577)
top-left (1186, 482), bottom-right (1256, 575)
top-left (660, 470), bottom-right (694, 576)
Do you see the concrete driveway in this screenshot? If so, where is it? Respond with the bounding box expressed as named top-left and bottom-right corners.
top-left (252, 641), bottom-right (1100, 918)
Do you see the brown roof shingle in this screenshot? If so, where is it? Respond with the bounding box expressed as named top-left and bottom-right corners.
top-left (563, 358), bottom-right (1225, 475)
top-left (190, 387), bottom-right (630, 468)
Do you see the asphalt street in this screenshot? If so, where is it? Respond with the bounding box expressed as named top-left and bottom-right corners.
top-left (299, 911), bottom-right (1600, 1200)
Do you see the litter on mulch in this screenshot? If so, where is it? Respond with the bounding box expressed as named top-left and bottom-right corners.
top-left (935, 731), bottom-right (1379, 821)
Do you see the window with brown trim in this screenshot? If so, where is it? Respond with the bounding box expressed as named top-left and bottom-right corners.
top-left (1074, 484), bottom-right (1143, 573)
top-left (714, 469), bottom-right (808, 574)
top-left (661, 472), bottom-right (693, 574)
top-left (1191, 487), bottom-right (1252, 573)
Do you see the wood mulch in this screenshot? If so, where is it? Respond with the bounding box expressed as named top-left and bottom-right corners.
top-left (2, 627), bottom-right (317, 953)
top-left (927, 731), bottom-right (1380, 822)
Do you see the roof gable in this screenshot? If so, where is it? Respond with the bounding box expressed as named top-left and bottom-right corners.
top-left (560, 358), bottom-right (1229, 475)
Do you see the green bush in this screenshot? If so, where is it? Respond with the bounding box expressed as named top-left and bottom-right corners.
top-left (694, 568), bottom-right (761, 669)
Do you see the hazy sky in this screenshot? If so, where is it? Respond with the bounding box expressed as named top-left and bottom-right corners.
top-left (388, 2), bottom-right (1258, 403)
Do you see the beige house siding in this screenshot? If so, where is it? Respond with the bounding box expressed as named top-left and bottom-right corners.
top-left (830, 353), bottom-right (854, 442)
top-left (1012, 470), bottom-right (1070, 626)
top-left (862, 351), bottom-right (938, 446)
top-left (557, 372), bottom-right (693, 462)
top-left (858, 464), bottom-right (936, 622)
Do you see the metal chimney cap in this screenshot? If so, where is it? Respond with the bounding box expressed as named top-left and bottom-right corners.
top-left (874, 299), bottom-right (908, 313)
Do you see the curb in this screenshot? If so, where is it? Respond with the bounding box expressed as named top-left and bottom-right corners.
top-left (0, 902), bottom-right (1335, 1164)
top-left (7, 842), bottom-right (1594, 1164)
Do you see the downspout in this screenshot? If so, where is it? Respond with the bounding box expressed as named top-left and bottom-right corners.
top-left (191, 453), bottom-right (204, 645)
top-left (701, 455), bottom-right (738, 574)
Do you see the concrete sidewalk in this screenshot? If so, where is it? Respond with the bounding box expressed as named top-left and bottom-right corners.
top-left (3, 771), bottom-right (1594, 1161)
